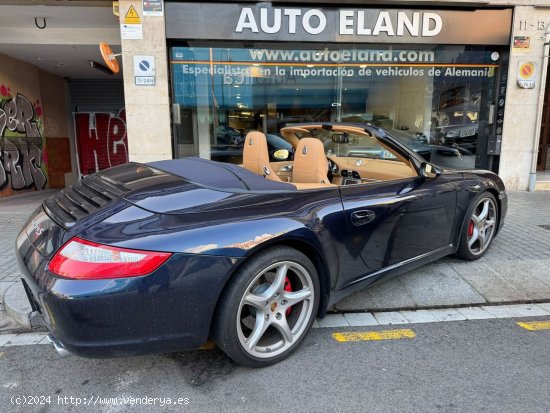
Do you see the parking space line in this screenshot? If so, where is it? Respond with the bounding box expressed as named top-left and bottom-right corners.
top-left (332, 329), bottom-right (416, 342)
top-left (516, 320), bottom-right (550, 331)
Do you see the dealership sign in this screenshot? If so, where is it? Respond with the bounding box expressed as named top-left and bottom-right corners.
top-left (166, 3), bottom-right (512, 45)
top-left (236, 8), bottom-right (442, 37)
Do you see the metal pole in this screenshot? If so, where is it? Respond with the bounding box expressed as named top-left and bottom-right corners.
top-left (528, 24), bottom-right (550, 191)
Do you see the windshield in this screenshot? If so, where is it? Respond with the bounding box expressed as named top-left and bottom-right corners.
top-left (385, 129), bottom-right (475, 169)
top-left (293, 127), bottom-right (400, 161)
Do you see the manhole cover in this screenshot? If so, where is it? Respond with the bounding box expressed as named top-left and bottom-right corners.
top-left (538, 224), bottom-right (550, 230)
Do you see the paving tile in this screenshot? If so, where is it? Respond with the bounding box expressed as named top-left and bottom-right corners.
top-left (312, 319), bottom-right (320, 329)
top-left (503, 304), bottom-right (550, 317)
top-left (535, 302), bottom-right (550, 313)
top-left (344, 312), bottom-right (379, 327)
top-left (427, 308), bottom-right (467, 322)
top-left (399, 264), bottom-right (487, 308)
top-left (481, 305), bottom-right (524, 318)
top-left (455, 260), bottom-right (550, 303)
top-left (334, 277), bottom-right (416, 312)
top-left (317, 314), bottom-right (349, 328)
top-left (4, 333), bottom-right (48, 346)
top-left (456, 307), bottom-right (495, 320)
top-left (335, 262), bottom-right (486, 312)
top-left (373, 311), bottom-right (408, 325)
top-left (400, 310), bottom-right (437, 324)
top-left (0, 281), bottom-right (17, 301)
top-left (0, 334), bottom-right (17, 346)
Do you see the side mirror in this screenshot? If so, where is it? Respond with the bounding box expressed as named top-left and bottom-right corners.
top-left (272, 149), bottom-right (290, 161)
top-left (420, 162), bottom-right (441, 179)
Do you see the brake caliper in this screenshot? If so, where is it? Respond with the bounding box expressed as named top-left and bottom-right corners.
top-left (284, 277), bottom-right (292, 316)
top-left (468, 220), bottom-right (474, 237)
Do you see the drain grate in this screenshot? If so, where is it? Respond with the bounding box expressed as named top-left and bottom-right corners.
top-left (538, 224), bottom-right (550, 230)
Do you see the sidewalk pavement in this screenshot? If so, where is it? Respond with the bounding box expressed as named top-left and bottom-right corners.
top-left (0, 190), bottom-right (58, 333)
top-left (0, 189), bottom-right (549, 333)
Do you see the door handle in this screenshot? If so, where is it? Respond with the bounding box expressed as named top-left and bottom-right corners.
top-left (351, 210), bottom-right (375, 226)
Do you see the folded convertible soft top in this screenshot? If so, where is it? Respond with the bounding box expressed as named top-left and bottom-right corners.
top-left (148, 157), bottom-right (296, 192)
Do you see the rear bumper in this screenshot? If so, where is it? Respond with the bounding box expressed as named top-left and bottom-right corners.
top-left (16, 231), bottom-right (241, 358)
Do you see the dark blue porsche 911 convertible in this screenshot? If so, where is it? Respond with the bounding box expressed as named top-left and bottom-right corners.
top-left (16, 123), bottom-right (507, 367)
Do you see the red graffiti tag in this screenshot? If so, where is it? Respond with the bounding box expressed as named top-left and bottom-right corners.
top-left (74, 109), bottom-right (128, 175)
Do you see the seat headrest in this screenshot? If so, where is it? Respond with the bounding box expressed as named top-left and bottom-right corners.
top-left (242, 131), bottom-right (282, 182)
top-left (293, 138), bottom-right (330, 184)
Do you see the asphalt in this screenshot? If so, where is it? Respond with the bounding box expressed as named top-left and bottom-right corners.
top-left (0, 189), bottom-right (549, 333)
top-left (1, 317), bottom-right (550, 412)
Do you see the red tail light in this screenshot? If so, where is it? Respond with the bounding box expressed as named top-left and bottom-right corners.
top-left (49, 237), bottom-right (172, 280)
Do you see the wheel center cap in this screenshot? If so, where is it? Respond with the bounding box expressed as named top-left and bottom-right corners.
top-left (269, 301), bottom-right (278, 313)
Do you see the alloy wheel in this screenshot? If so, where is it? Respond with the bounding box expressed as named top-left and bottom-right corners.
top-left (467, 197), bottom-right (497, 256)
top-left (236, 261), bottom-right (315, 359)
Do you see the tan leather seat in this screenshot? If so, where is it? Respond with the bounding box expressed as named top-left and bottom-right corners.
top-left (292, 138), bottom-right (331, 184)
top-left (242, 131), bottom-right (282, 182)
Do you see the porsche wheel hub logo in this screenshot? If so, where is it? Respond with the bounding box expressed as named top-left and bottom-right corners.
top-left (270, 301), bottom-right (278, 313)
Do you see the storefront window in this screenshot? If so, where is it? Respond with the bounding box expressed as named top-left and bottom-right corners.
top-left (170, 43), bottom-right (506, 170)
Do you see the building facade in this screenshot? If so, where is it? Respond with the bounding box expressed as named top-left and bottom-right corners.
top-left (1, 0), bottom-right (550, 196)
top-left (120, 0), bottom-right (550, 191)
top-left (0, 1), bottom-right (122, 197)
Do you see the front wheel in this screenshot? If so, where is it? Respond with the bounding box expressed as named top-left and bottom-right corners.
top-left (456, 192), bottom-right (498, 260)
top-left (212, 247), bottom-right (319, 367)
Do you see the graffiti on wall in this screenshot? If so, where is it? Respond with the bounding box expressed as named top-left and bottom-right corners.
top-left (74, 109), bottom-right (128, 175)
top-left (0, 85), bottom-right (47, 192)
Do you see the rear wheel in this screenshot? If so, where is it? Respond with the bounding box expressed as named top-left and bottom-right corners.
top-left (456, 192), bottom-right (498, 260)
top-left (212, 247), bottom-right (319, 367)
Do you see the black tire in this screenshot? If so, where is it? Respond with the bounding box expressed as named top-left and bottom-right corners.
top-left (212, 246), bottom-right (320, 368)
top-left (455, 191), bottom-right (498, 261)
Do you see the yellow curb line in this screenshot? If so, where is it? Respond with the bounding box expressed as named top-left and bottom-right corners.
top-left (517, 320), bottom-right (550, 331)
top-left (332, 329), bottom-right (416, 342)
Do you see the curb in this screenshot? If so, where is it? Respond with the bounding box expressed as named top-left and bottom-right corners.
top-left (4, 276), bottom-right (550, 334)
top-left (4, 281), bottom-right (46, 332)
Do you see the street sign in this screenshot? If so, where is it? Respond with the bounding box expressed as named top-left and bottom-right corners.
top-left (121, 5), bottom-right (143, 39)
top-left (517, 61), bottom-right (536, 89)
top-left (134, 55), bottom-right (156, 86)
top-left (124, 5), bottom-right (141, 24)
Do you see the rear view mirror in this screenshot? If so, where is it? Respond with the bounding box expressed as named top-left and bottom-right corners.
top-left (332, 134), bottom-right (349, 144)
